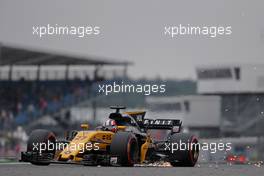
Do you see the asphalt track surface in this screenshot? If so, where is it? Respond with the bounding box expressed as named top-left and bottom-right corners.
top-left (0, 163), bottom-right (263, 176)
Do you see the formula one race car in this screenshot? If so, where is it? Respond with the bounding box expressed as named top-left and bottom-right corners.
top-left (20, 106), bottom-right (199, 167)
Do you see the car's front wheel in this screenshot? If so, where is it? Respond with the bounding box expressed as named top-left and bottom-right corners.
top-left (27, 129), bottom-right (56, 165)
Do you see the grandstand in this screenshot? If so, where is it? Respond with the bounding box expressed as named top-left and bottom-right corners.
top-left (0, 43), bottom-right (131, 130)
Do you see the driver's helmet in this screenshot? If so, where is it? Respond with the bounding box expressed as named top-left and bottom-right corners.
top-left (103, 119), bottom-right (118, 132)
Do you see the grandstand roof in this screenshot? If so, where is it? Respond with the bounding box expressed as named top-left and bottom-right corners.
top-left (0, 44), bottom-right (132, 66)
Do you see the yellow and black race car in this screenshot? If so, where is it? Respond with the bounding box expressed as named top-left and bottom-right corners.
top-left (20, 106), bottom-right (199, 167)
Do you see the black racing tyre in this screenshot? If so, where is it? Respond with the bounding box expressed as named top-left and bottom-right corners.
top-left (110, 132), bottom-right (139, 166)
top-left (168, 133), bottom-right (199, 167)
top-left (27, 129), bottom-right (56, 165)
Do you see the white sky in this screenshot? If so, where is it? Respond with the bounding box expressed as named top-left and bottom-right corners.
top-left (1, 0), bottom-right (264, 79)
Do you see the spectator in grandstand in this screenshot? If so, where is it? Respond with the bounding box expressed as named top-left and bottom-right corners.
top-left (0, 110), bottom-right (5, 128)
top-left (39, 97), bottom-right (48, 113)
top-left (0, 110), bottom-right (13, 130)
top-left (16, 102), bottom-right (23, 114)
top-left (27, 104), bottom-right (35, 119)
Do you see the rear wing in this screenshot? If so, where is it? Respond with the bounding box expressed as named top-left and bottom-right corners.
top-left (143, 119), bottom-right (182, 130)
top-left (124, 111), bottom-right (182, 132)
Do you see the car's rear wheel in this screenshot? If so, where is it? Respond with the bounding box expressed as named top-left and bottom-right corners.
top-left (110, 132), bottom-right (139, 166)
top-left (168, 133), bottom-right (199, 167)
top-left (27, 129), bottom-right (56, 165)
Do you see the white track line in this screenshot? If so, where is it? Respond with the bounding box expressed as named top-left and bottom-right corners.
top-left (0, 162), bottom-right (30, 165)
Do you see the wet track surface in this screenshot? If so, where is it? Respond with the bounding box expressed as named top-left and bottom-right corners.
top-left (0, 163), bottom-right (263, 176)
